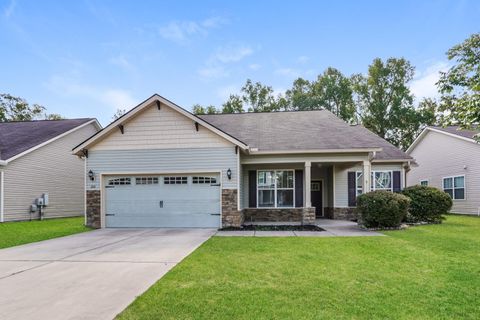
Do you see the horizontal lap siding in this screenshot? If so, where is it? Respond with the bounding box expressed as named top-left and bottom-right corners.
top-left (87, 148), bottom-right (238, 190)
top-left (3, 124), bottom-right (98, 221)
top-left (408, 131), bottom-right (480, 215)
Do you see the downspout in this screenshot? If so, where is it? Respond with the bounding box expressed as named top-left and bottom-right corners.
top-left (0, 170), bottom-right (4, 223)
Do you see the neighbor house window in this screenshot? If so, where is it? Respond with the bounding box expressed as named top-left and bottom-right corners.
top-left (443, 176), bottom-right (465, 200)
top-left (356, 171), bottom-right (393, 195)
top-left (108, 177), bottom-right (131, 185)
top-left (420, 180), bottom-right (428, 186)
top-left (164, 176), bottom-right (188, 184)
top-left (257, 170), bottom-right (294, 208)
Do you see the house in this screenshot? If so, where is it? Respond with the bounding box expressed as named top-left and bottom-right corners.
top-left (73, 94), bottom-right (413, 229)
top-left (407, 126), bottom-right (480, 215)
top-left (0, 118), bottom-right (101, 222)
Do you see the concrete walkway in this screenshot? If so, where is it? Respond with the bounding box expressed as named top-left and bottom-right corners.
top-left (216, 219), bottom-right (384, 237)
top-left (0, 228), bottom-right (215, 320)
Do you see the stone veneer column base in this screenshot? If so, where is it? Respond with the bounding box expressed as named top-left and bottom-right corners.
top-left (332, 207), bottom-right (358, 221)
top-left (86, 190), bottom-right (101, 229)
top-left (302, 207), bottom-right (316, 224)
top-left (222, 189), bottom-right (243, 228)
top-left (242, 207), bottom-right (316, 225)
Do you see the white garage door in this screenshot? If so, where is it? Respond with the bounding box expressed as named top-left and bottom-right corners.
top-left (104, 174), bottom-right (221, 228)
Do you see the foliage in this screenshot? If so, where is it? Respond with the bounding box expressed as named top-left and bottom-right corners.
top-left (118, 215), bottom-right (480, 320)
top-left (113, 108), bottom-right (127, 120)
top-left (356, 190), bottom-right (410, 228)
top-left (241, 79), bottom-right (283, 112)
top-left (221, 94), bottom-right (244, 113)
top-left (437, 33), bottom-right (480, 140)
top-left (0, 93), bottom-right (46, 121)
top-left (192, 104), bottom-right (218, 115)
top-left (402, 185), bottom-right (453, 223)
top-left (0, 217), bottom-right (90, 249)
top-left (44, 113), bottom-right (64, 120)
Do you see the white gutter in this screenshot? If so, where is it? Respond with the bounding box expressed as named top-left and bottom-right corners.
top-left (248, 147), bottom-right (382, 155)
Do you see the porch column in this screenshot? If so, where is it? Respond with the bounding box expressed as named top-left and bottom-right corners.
top-left (362, 160), bottom-right (372, 193)
top-left (305, 161), bottom-right (311, 207)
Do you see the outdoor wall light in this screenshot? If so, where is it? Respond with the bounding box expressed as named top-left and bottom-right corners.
top-left (226, 168), bottom-right (232, 180)
top-left (88, 170), bottom-right (95, 181)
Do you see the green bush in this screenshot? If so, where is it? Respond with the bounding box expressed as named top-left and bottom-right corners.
top-left (357, 191), bottom-right (410, 228)
top-left (401, 185), bottom-right (452, 223)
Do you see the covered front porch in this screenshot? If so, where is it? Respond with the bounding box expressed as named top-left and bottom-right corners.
top-left (239, 153), bottom-right (374, 225)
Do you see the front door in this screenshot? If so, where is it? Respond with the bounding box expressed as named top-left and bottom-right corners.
top-left (311, 181), bottom-right (323, 217)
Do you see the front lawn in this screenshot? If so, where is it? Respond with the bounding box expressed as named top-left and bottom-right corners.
top-left (118, 215), bottom-right (480, 319)
top-left (0, 217), bottom-right (90, 249)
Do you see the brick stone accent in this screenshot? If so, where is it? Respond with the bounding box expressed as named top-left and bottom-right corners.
top-left (332, 207), bottom-right (357, 221)
top-left (302, 207), bottom-right (316, 224)
top-left (243, 207), bottom-right (316, 224)
top-left (222, 189), bottom-right (243, 227)
top-left (86, 190), bottom-right (101, 229)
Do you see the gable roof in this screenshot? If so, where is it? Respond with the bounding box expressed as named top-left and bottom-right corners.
top-left (72, 94), bottom-right (249, 154)
top-left (0, 118), bottom-right (99, 162)
top-left (407, 126), bottom-right (480, 154)
top-left (200, 111), bottom-right (411, 160)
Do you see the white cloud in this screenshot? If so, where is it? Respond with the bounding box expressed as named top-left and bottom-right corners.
top-left (108, 55), bottom-right (135, 72)
top-left (3, 0), bottom-right (16, 18)
top-left (213, 45), bottom-right (253, 63)
top-left (410, 61), bottom-right (450, 100)
top-left (297, 56), bottom-right (309, 64)
top-left (275, 68), bottom-right (300, 78)
top-left (249, 63), bottom-right (261, 70)
top-left (197, 66), bottom-right (228, 79)
top-left (158, 16), bottom-right (226, 44)
top-left (216, 84), bottom-right (241, 101)
top-left (100, 89), bottom-right (137, 110)
top-left (198, 44), bottom-right (254, 79)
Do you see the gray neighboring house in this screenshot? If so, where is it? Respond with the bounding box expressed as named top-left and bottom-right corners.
top-left (407, 126), bottom-right (480, 215)
top-left (0, 118), bottom-right (101, 222)
top-left (73, 94), bottom-right (413, 229)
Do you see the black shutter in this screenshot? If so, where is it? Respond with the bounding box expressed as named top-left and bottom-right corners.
top-left (248, 171), bottom-right (257, 208)
top-left (393, 171), bottom-right (401, 192)
top-left (348, 171), bottom-right (357, 207)
top-left (295, 170), bottom-right (304, 207)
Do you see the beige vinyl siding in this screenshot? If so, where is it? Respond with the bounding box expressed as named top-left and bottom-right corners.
top-left (90, 104), bottom-right (232, 151)
top-left (86, 147), bottom-right (238, 190)
top-left (334, 163), bottom-right (404, 207)
top-left (3, 123), bottom-right (98, 221)
top-left (408, 130), bottom-right (480, 215)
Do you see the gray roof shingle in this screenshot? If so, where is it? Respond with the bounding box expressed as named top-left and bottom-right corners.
top-left (0, 118), bottom-right (94, 160)
top-left (429, 126), bottom-right (479, 140)
top-left (200, 110), bottom-right (411, 160)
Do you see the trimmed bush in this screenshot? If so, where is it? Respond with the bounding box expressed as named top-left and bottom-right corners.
top-left (401, 185), bottom-right (452, 223)
top-left (357, 191), bottom-right (410, 228)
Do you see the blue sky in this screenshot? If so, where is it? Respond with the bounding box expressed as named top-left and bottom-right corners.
top-left (0, 0), bottom-right (479, 126)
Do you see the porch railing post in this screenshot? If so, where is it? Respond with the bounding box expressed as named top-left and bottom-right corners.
top-left (305, 161), bottom-right (312, 207)
top-left (362, 160), bottom-right (372, 193)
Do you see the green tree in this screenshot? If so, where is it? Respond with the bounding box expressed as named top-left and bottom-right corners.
top-left (0, 94), bottom-right (46, 121)
top-left (192, 104), bottom-right (218, 115)
top-left (44, 113), bottom-right (64, 120)
top-left (113, 108), bottom-right (127, 120)
top-left (437, 33), bottom-right (480, 140)
top-left (241, 79), bottom-right (280, 112)
top-left (221, 95), bottom-right (244, 113)
top-left (352, 58), bottom-right (417, 147)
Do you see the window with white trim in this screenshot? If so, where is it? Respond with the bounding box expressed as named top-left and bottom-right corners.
top-left (420, 180), bottom-right (428, 186)
top-left (356, 171), bottom-right (393, 196)
top-left (136, 177), bottom-right (159, 185)
top-left (192, 176), bottom-right (217, 184)
top-left (164, 176), bottom-right (188, 185)
top-left (257, 170), bottom-right (294, 208)
top-left (443, 176), bottom-right (465, 200)
top-left (108, 177), bottom-right (131, 185)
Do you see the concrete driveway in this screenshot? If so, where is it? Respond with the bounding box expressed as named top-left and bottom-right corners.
top-left (0, 228), bottom-right (215, 320)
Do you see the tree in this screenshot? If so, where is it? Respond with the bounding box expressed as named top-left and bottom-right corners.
top-left (221, 95), bottom-right (244, 113)
top-left (44, 113), bottom-right (64, 120)
top-left (0, 94), bottom-right (46, 121)
top-left (437, 33), bottom-right (480, 140)
top-left (285, 77), bottom-right (316, 111)
top-left (192, 104), bottom-right (218, 115)
top-left (241, 79), bottom-right (280, 112)
top-left (112, 108), bottom-right (127, 120)
top-left (351, 58), bottom-right (417, 147)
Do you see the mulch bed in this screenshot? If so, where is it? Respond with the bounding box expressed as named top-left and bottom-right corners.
top-left (219, 225), bottom-right (325, 231)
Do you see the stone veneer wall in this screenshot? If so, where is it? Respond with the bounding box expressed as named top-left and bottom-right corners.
top-left (243, 207), bottom-right (316, 224)
top-left (332, 207), bottom-right (357, 221)
top-left (222, 189), bottom-right (243, 227)
top-left (86, 190), bottom-right (101, 228)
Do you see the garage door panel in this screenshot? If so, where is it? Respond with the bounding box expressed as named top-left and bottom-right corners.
top-left (105, 174), bottom-right (221, 228)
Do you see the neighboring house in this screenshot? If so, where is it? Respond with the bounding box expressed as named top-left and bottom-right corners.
top-left (407, 126), bottom-right (480, 215)
top-left (73, 94), bottom-right (413, 229)
top-left (0, 119), bottom-right (101, 222)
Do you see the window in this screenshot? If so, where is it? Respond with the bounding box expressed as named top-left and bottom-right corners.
top-left (420, 180), bottom-right (428, 186)
top-left (136, 177), bottom-right (159, 185)
top-left (192, 176), bottom-right (217, 184)
top-left (443, 176), bottom-right (465, 200)
top-left (257, 170), bottom-right (294, 208)
top-left (356, 171), bottom-right (393, 195)
top-left (108, 177), bottom-right (131, 185)
top-left (164, 176), bottom-right (188, 184)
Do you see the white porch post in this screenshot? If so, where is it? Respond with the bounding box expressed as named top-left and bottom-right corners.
top-left (305, 161), bottom-right (311, 207)
top-left (362, 160), bottom-right (372, 193)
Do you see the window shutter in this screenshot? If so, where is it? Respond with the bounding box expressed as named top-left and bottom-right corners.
top-left (393, 171), bottom-right (401, 192)
top-left (248, 171), bottom-right (257, 208)
top-left (348, 171), bottom-right (356, 207)
top-left (295, 170), bottom-right (304, 208)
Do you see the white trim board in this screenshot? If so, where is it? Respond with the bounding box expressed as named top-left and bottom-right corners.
top-left (407, 127), bottom-right (479, 154)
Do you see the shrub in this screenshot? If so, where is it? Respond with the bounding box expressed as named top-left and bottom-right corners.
top-left (401, 185), bottom-right (452, 223)
top-left (357, 191), bottom-right (410, 228)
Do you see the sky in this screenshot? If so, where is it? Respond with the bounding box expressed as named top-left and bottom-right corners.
top-left (0, 0), bottom-right (479, 126)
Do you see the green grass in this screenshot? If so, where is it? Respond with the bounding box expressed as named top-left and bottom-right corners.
top-left (0, 217), bottom-right (91, 249)
top-left (118, 215), bottom-right (480, 320)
